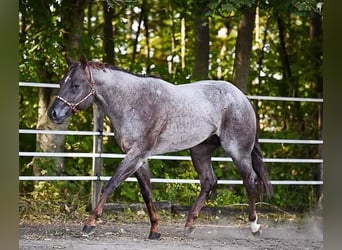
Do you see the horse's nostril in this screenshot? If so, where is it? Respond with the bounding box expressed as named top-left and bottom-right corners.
top-left (49, 109), bottom-right (57, 120)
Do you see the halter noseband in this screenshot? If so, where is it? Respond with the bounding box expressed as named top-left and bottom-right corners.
top-left (56, 68), bottom-right (95, 113)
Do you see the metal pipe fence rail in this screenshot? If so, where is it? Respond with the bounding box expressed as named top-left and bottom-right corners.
top-left (19, 129), bottom-right (324, 145)
top-left (19, 82), bottom-right (324, 207)
top-left (19, 82), bottom-right (324, 102)
top-left (18, 176), bottom-right (322, 185)
top-left (19, 128), bottom-right (324, 183)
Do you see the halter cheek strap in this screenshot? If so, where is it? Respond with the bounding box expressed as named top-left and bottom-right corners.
top-left (56, 84), bottom-right (95, 113)
top-left (56, 67), bottom-right (95, 113)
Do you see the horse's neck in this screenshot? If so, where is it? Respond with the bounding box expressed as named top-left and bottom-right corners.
top-left (91, 68), bottom-right (156, 125)
top-left (92, 69), bottom-right (131, 105)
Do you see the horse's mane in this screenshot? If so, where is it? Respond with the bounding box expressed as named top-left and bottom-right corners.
top-left (87, 61), bottom-right (160, 79)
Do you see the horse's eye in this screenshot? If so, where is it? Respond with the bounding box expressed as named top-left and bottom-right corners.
top-left (72, 84), bottom-right (80, 91)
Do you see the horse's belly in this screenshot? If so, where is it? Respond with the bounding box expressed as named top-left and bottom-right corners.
top-left (153, 118), bottom-right (218, 154)
top-left (152, 89), bottom-right (222, 154)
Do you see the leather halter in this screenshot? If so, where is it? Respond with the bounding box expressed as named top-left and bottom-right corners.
top-left (56, 68), bottom-right (95, 113)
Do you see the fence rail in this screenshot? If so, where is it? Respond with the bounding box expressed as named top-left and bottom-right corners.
top-left (18, 176), bottom-right (323, 185)
top-left (19, 129), bottom-right (323, 145)
top-left (19, 82), bottom-right (324, 102)
top-left (19, 151), bottom-right (323, 164)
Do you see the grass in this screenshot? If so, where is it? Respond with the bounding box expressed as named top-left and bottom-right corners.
top-left (19, 196), bottom-right (322, 228)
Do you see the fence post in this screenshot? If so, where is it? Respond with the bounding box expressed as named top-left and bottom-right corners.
top-left (91, 104), bottom-right (104, 211)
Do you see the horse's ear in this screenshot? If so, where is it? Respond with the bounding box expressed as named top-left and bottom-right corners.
top-left (80, 56), bottom-right (88, 70)
top-left (65, 54), bottom-right (76, 66)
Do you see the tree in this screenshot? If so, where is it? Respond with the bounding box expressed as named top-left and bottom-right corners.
top-left (310, 9), bottom-right (323, 208)
top-left (232, 3), bottom-right (257, 92)
top-left (22, 0), bottom-right (87, 176)
top-left (193, 0), bottom-right (210, 80)
top-left (103, 1), bottom-right (115, 64)
top-left (19, 0), bottom-right (323, 211)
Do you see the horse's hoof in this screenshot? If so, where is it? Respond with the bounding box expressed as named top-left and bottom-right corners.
top-left (252, 228), bottom-right (262, 237)
top-left (250, 221), bottom-right (261, 236)
top-left (184, 226), bottom-right (195, 236)
top-left (82, 224), bottom-right (96, 236)
top-left (148, 231), bottom-right (161, 240)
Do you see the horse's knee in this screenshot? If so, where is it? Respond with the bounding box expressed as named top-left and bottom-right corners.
top-left (202, 176), bottom-right (217, 191)
top-left (210, 176), bottom-right (218, 189)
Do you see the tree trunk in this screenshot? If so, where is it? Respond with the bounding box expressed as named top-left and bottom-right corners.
top-left (143, 0), bottom-right (151, 73)
top-left (181, 17), bottom-right (186, 70)
top-left (103, 1), bottom-right (114, 64)
top-left (131, 0), bottom-right (146, 70)
top-left (276, 14), bottom-right (293, 130)
top-left (168, 0), bottom-right (176, 76)
top-left (232, 5), bottom-right (256, 93)
top-left (31, 0), bottom-right (87, 176)
top-left (310, 11), bottom-right (323, 209)
top-left (34, 91), bottom-right (69, 176)
top-left (193, 0), bottom-right (209, 80)
top-left (63, 0), bottom-right (87, 56)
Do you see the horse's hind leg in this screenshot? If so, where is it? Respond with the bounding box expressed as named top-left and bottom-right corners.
top-left (134, 163), bottom-right (161, 240)
top-left (184, 136), bottom-right (219, 235)
top-left (231, 154), bottom-right (261, 235)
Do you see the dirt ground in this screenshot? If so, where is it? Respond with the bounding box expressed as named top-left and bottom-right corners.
top-left (19, 216), bottom-right (323, 250)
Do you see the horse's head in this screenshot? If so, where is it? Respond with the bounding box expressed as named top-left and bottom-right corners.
top-left (48, 56), bottom-right (95, 124)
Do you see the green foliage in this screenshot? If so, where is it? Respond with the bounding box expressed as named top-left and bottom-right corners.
top-left (19, 0), bottom-right (322, 215)
top-left (206, 0), bottom-right (256, 17)
top-left (20, 181), bottom-right (89, 222)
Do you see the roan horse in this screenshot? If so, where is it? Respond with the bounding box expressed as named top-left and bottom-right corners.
top-left (48, 56), bottom-right (272, 239)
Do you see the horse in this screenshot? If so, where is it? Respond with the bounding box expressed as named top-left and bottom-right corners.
top-left (47, 56), bottom-right (272, 239)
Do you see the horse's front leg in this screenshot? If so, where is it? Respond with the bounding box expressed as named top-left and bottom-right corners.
top-left (82, 152), bottom-right (148, 236)
top-left (135, 163), bottom-right (161, 239)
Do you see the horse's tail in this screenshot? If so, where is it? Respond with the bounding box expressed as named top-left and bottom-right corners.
top-left (251, 133), bottom-right (273, 199)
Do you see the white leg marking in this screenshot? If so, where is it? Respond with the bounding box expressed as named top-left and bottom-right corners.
top-left (250, 215), bottom-right (261, 233)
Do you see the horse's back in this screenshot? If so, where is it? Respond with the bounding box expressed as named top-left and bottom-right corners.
top-left (152, 80), bottom-right (256, 154)
top-left (173, 80), bottom-right (254, 117)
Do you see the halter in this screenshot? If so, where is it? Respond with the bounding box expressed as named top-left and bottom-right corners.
top-left (56, 68), bottom-right (95, 113)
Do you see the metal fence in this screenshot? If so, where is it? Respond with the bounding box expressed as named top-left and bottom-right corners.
top-left (19, 82), bottom-right (324, 207)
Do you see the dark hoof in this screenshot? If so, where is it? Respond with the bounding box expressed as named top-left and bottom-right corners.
top-left (148, 231), bottom-right (161, 240)
top-left (82, 224), bottom-right (96, 236)
top-left (184, 226), bottom-right (195, 236)
top-left (252, 228), bottom-right (262, 237)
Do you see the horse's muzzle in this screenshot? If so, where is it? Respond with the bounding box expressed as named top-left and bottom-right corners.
top-left (48, 109), bottom-right (64, 124)
top-left (47, 103), bottom-right (71, 124)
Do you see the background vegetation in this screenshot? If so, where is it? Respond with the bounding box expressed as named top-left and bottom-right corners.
top-left (19, 0), bottom-right (323, 218)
